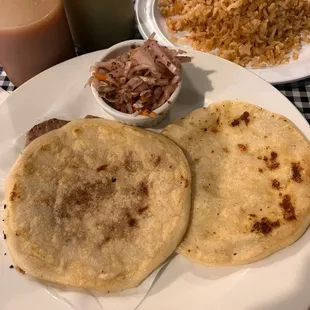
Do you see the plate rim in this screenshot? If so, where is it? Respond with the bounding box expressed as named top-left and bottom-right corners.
top-left (135, 0), bottom-right (310, 85)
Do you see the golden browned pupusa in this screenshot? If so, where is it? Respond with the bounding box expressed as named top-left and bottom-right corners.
top-left (163, 100), bottom-right (310, 265)
top-left (4, 119), bottom-right (191, 292)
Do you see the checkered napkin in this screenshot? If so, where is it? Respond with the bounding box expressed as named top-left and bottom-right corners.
top-left (276, 79), bottom-right (310, 122)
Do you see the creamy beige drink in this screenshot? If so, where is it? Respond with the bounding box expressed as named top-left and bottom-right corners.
top-left (0, 0), bottom-right (75, 86)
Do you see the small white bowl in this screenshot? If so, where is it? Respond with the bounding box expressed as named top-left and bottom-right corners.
top-left (91, 39), bottom-right (182, 127)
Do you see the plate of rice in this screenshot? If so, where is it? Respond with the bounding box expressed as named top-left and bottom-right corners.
top-left (135, 0), bottom-right (310, 84)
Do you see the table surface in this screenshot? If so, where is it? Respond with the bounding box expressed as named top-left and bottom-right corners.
top-left (1, 11), bottom-right (310, 123)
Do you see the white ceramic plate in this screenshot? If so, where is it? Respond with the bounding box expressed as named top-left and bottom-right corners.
top-left (135, 0), bottom-right (310, 85)
top-left (0, 46), bottom-right (310, 310)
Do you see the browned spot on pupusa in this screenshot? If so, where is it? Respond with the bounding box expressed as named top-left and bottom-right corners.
top-left (231, 119), bottom-right (240, 127)
top-left (181, 175), bottom-right (189, 188)
top-left (73, 128), bottom-right (83, 135)
top-left (124, 152), bottom-right (142, 173)
top-left (23, 161), bottom-right (35, 176)
top-left (57, 180), bottom-right (116, 220)
top-left (9, 184), bottom-right (20, 202)
top-left (209, 116), bottom-right (221, 134)
top-left (123, 180), bottom-right (149, 198)
top-left (97, 195), bottom-right (151, 246)
top-left (251, 217), bottom-right (280, 235)
top-left (137, 181), bottom-right (149, 197)
top-left (231, 111), bottom-right (250, 127)
top-left (95, 180), bottom-right (151, 248)
top-left (67, 162), bottom-right (79, 169)
top-left (202, 185), bottom-right (209, 192)
top-left (258, 168), bottom-right (263, 173)
top-left (96, 164), bottom-right (108, 172)
top-left (272, 179), bottom-right (281, 190)
top-left (184, 179), bottom-right (189, 188)
top-left (15, 266), bottom-right (25, 275)
top-left (96, 236), bottom-right (112, 248)
top-left (125, 211), bottom-right (137, 227)
top-left (40, 144), bottom-right (51, 151)
top-left (126, 181), bottom-right (150, 216)
top-left (249, 214), bottom-right (257, 217)
top-left (237, 144), bottom-right (247, 152)
top-left (151, 154), bottom-right (161, 167)
top-left (97, 213), bottom-right (139, 248)
top-left (138, 206), bottom-right (148, 214)
top-left (263, 152), bottom-right (280, 170)
top-left (291, 162), bottom-right (303, 183)
top-left (107, 164), bottom-right (120, 174)
top-left (222, 147), bottom-right (229, 153)
top-left (279, 195), bottom-right (296, 221)
top-left (240, 111), bottom-right (250, 124)
top-left (128, 218), bottom-right (137, 227)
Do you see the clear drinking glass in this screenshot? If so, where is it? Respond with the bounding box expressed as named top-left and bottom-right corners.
top-left (63, 0), bottom-right (135, 52)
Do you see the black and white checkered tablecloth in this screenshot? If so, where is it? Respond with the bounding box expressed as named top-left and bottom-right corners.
top-left (1, 13), bottom-right (310, 123)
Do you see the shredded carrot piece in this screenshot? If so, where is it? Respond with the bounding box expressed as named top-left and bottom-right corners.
top-left (93, 72), bottom-right (107, 81)
top-left (140, 109), bottom-right (156, 118)
top-left (141, 96), bottom-right (150, 103)
top-left (140, 109), bottom-right (149, 116)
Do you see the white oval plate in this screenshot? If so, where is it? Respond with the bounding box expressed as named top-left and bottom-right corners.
top-left (0, 45), bottom-right (310, 310)
top-left (135, 0), bottom-right (310, 85)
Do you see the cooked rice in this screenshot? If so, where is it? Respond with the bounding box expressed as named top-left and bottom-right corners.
top-left (158, 0), bottom-right (310, 67)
